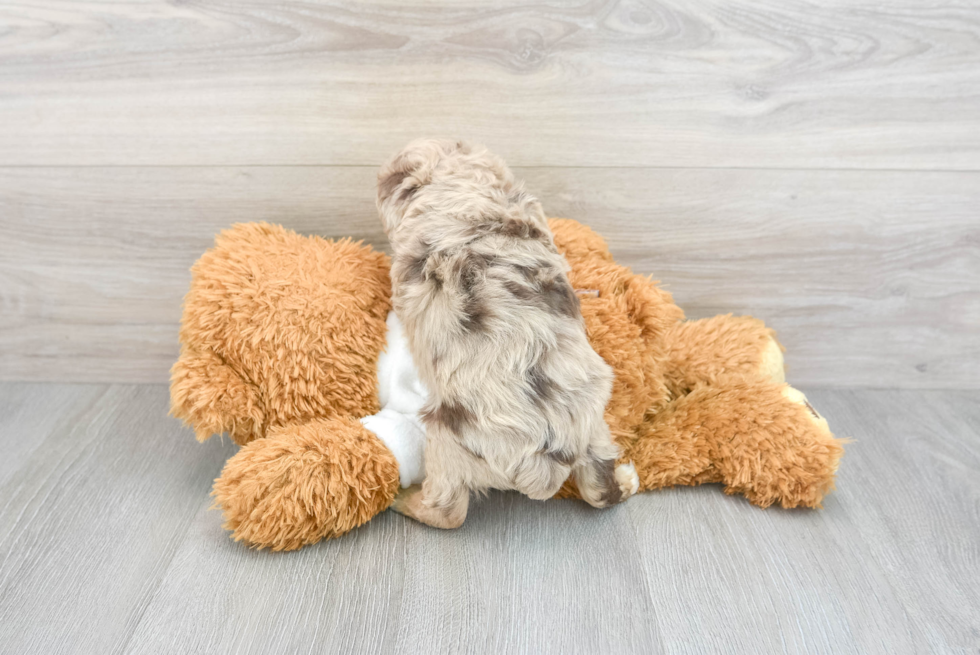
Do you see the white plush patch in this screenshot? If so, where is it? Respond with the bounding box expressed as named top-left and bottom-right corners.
top-left (360, 312), bottom-right (428, 488)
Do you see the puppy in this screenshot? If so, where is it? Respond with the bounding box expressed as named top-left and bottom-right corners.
top-left (377, 138), bottom-right (638, 529)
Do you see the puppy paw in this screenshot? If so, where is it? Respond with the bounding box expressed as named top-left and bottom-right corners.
top-left (615, 461), bottom-right (640, 499)
top-left (390, 484), bottom-right (424, 517)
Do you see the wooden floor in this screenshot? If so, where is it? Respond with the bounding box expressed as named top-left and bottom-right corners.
top-left (2, 1), bottom-right (979, 652)
top-left (0, 383), bottom-right (977, 654)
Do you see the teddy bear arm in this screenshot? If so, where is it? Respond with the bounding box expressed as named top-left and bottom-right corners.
top-left (170, 346), bottom-right (265, 445)
top-left (625, 400), bottom-right (718, 493)
top-left (213, 416), bottom-right (401, 551)
top-left (665, 315), bottom-right (785, 397)
top-left (629, 378), bottom-right (843, 508)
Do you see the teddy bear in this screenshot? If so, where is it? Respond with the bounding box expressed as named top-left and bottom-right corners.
top-left (170, 218), bottom-right (843, 551)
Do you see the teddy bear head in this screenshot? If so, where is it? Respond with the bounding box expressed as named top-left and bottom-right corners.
top-left (170, 222), bottom-right (393, 445)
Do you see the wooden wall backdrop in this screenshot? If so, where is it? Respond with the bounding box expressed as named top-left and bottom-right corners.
top-left (1, 0), bottom-right (978, 387)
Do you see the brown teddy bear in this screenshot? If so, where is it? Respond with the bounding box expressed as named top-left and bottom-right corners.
top-left (170, 218), bottom-right (843, 551)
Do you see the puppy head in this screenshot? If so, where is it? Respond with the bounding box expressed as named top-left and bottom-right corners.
top-left (376, 138), bottom-right (515, 237)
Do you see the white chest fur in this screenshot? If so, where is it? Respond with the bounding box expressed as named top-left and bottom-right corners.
top-left (359, 311), bottom-right (428, 488)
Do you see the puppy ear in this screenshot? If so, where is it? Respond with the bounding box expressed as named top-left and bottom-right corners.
top-left (377, 154), bottom-right (410, 203)
top-left (377, 153), bottom-right (425, 234)
top-left (377, 138), bottom-right (475, 232)
top-left (377, 155), bottom-right (409, 207)
top-left (378, 138), bottom-right (459, 209)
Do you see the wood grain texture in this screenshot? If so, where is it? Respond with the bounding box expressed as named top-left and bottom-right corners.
top-left (0, 0), bottom-right (978, 168)
top-left (0, 384), bottom-right (978, 653)
top-left (2, 166), bottom-right (977, 387)
top-left (125, 491), bottom-right (664, 654)
top-left (630, 387), bottom-right (980, 654)
top-left (0, 384), bottom-right (235, 655)
top-left (0, 382), bottom-right (105, 482)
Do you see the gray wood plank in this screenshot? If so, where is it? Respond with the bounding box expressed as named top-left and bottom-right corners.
top-left (124, 488), bottom-right (663, 655)
top-left (0, 382), bottom-right (106, 482)
top-left (1, 384), bottom-right (978, 653)
top-left (0, 383), bottom-right (235, 655)
top-left (807, 388), bottom-right (980, 653)
top-left (123, 510), bottom-right (409, 655)
top-left (627, 388), bottom-right (980, 655)
top-left (2, 166), bottom-right (977, 388)
top-left (391, 493), bottom-right (663, 654)
top-left (0, 1), bottom-right (978, 168)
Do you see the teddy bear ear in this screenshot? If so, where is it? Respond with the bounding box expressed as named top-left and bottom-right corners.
top-left (547, 218), bottom-right (615, 263)
top-left (170, 346), bottom-right (265, 446)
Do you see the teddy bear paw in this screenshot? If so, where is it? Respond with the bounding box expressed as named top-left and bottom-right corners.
top-left (760, 336), bottom-right (786, 384)
top-left (781, 386), bottom-right (833, 444)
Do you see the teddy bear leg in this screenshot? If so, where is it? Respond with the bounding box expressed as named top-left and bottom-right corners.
top-left (665, 315), bottom-right (785, 395)
top-left (629, 380), bottom-right (844, 508)
top-left (626, 393), bottom-right (719, 493)
top-left (213, 416), bottom-right (400, 550)
top-left (711, 382), bottom-right (843, 508)
top-left (170, 347), bottom-right (265, 445)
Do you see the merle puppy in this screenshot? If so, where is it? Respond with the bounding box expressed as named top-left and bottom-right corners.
top-left (377, 138), bottom-right (638, 528)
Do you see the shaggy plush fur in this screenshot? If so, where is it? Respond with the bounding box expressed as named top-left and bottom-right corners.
top-left (377, 139), bottom-right (637, 528)
top-left (170, 223), bottom-right (395, 549)
top-left (549, 220), bottom-right (842, 506)
top-left (171, 218), bottom-right (844, 550)
top-left (170, 222), bottom-right (391, 446)
top-left (548, 218), bottom-right (683, 448)
top-left (629, 383), bottom-right (840, 508)
top-left (214, 417), bottom-right (399, 550)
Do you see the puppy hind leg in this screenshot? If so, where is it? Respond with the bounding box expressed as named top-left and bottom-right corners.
top-left (392, 422), bottom-right (471, 529)
top-left (574, 428), bottom-right (639, 508)
top-left (391, 477), bottom-right (470, 529)
top-left (513, 453), bottom-right (571, 500)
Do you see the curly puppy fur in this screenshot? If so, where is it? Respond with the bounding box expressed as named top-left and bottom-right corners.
top-left (377, 138), bottom-right (638, 529)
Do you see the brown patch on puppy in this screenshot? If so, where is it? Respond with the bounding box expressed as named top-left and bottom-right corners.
top-left (547, 448), bottom-right (576, 466)
top-left (397, 253), bottom-right (427, 284)
top-left (460, 294), bottom-right (490, 332)
top-left (514, 264), bottom-right (538, 282)
top-left (504, 280), bottom-right (535, 301)
top-left (541, 277), bottom-right (581, 318)
top-left (498, 219), bottom-right (545, 241)
top-left (378, 168), bottom-right (408, 205)
top-left (452, 250), bottom-right (494, 331)
top-left (453, 251), bottom-right (491, 293)
top-left (395, 241), bottom-right (436, 288)
top-left (596, 457), bottom-right (623, 506)
top-left (541, 427), bottom-right (575, 465)
top-left (422, 400), bottom-right (475, 435)
top-left (527, 364), bottom-right (558, 403)
top-left (399, 184), bottom-right (420, 203)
